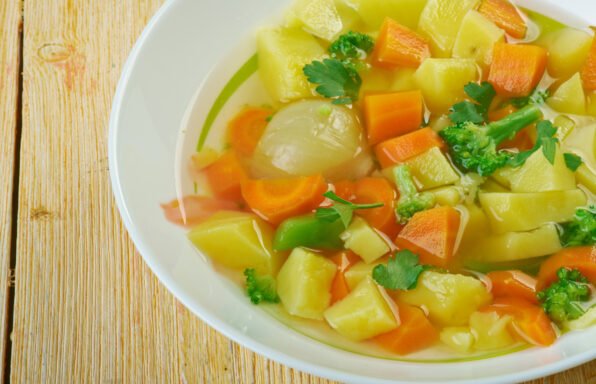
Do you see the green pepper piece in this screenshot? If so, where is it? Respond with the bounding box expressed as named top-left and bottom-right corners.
top-left (273, 214), bottom-right (345, 251)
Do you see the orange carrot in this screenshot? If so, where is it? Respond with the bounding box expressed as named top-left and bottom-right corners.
top-left (488, 43), bottom-right (548, 98)
top-left (332, 180), bottom-right (357, 202)
top-left (482, 297), bottom-right (557, 346)
top-left (353, 177), bottom-right (403, 239)
top-left (487, 270), bottom-right (538, 304)
top-left (204, 151), bottom-right (248, 202)
top-left (374, 304), bottom-right (439, 354)
top-left (161, 196), bottom-right (240, 228)
top-left (478, 0), bottom-right (527, 39)
top-left (581, 35), bottom-right (596, 90)
top-left (536, 246), bottom-right (596, 290)
top-left (374, 128), bottom-right (445, 169)
top-left (372, 18), bottom-right (431, 69)
top-left (329, 250), bottom-right (361, 304)
top-left (490, 105), bottom-right (535, 151)
top-left (240, 174), bottom-right (327, 225)
top-left (364, 90), bottom-right (423, 146)
top-left (228, 107), bottom-right (273, 156)
top-left (394, 206), bottom-right (461, 267)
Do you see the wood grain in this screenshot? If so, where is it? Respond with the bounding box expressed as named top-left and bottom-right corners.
top-left (7, 0), bottom-right (595, 383)
top-left (0, 0), bottom-right (22, 381)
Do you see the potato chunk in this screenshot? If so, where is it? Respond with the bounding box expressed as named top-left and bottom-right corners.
top-left (277, 248), bottom-right (337, 320)
top-left (509, 147), bottom-right (576, 193)
top-left (397, 271), bottom-right (492, 326)
top-left (469, 311), bottom-right (515, 350)
top-left (340, 217), bottom-right (390, 264)
top-left (324, 277), bottom-right (398, 340)
top-left (348, 0), bottom-right (427, 30)
top-left (287, 0), bottom-right (343, 41)
top-left (440, 327), bottom-right (475, 353)
top-left (538, 27), bottom-right (593, 79)
top-left (452, 10), bottom-right (505, 69)
top-left (548, 73), bottom-right (586, 115)
top-left (405, 147), bottom-right (461, 190)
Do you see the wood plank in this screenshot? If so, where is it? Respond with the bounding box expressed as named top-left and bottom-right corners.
top-left (0, 0), bottom-right (22, 381)
top-left (9, 0), bottom-right (595, 383)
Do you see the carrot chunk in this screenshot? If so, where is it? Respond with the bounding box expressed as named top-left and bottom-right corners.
top-left (478, 0), bottom-right (527, 39)
top-left (228, 107), bottom-right (273, 156)
top-left (374, 128), bottom-right (445, 169)
top-left (374, 304), bottom-right (439, 355)
top-left (536, 246), bottom-right (596, 290)
top-left (372, 18), bottom-right (431, 69)
top-left (364, 90), bottom-right (423, 146)
top-left (487, 270), bottom-right (538, 304)
top-left (394, 206), bottom-right (461, 267)
top-left (241, 174), bottom-right (327, 225)
top-left (332, 180), bottom-right (357, 202)
top-left (329, 250), bottom-right (361, 304)
top-left (353, 177), bottom-right (402, 239)
top-left (488, 43), bottom-right (547, 97)
top-left (204, 151), bottom-right (248, 201)
top-left (581, 35), bottom-right (596, 90)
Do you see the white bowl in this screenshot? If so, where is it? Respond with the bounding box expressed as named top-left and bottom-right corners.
top-left (109, 0), bottom-right (596, 382)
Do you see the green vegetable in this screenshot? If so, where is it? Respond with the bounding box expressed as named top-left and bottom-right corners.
top-left (559, 206), bottom-right (596, 247)
top-left (509, 120), bottom-right (558, 167)
top-left (328, 31), bottom-right (375, 60)
top-left (537, 268), bottom-right (591, 324)
top-left (508, 88), bottom-right (549, 109)
top-left (303, 58), bottom-right (362, 104)
top-left (244, 268), bottom-right (280, 304)
top-left (440, 104), bottom-right (543, 176)
top-left (316, 191), bottom-right (384, 228)
top-left (273, 214), bottom-right (345, 251)
top-left (564, 153), bottom-right (583, 171)
top-left (449, 82), bottom-right (496, 124)
top-left (393, 165), bottom-right (436, 223)
top-left (372, 250), bottom-right (428, 290)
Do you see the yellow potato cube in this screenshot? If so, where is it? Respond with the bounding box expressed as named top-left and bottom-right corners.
top-left (576, 164), bottom-right (596, 195)
top-left (289, 0), bottom-right (343, 41)
top-left (430, 186), bottom-right (464, 206)
top-left (405, 147), bottom-right (461, 190)
top-left (452, 10), bottom-right (505, 69)
top-left (344, 260), bottom-right (385, 290)
top-left (509, 146), bottom-right (576, 192)
top-left (538, 28), bottom-right (593, 79)
top-left (440, 327), bottom-right (475, 353)
top-left (469, 311), bottom-right (515, 350)
top-left (341, 217), bottom-right (390, 264)
top-left (548, 73), bottom-right (586, 115)
top-left (349, 0), bottom-right (427, 30)
top-left (563, 123), bottom-right (596, 173)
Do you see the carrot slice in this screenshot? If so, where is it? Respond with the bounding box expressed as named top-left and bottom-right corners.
top-left (488, 43), bottom-right (548, 97)
top-left (204, 151), bottom-right (248, 201)
top-left (482, 297), bottom-right (557, 346)
top-left (364, 90), bottom-right (423, 146)
top-left (478, 0), bottom-right (527, 39)
top-left (241, 174), bottom-right (327, 225)
top-left (329, 250), bottom-right (361, 304)
top-left (374, 128), bottom-right (445, 169)
top-left (581, 35), bottom-right (596, 91)
top-left (372, 18), bottom-right (431, 69)
top-left (536, 246), bottom-right (596, 290)
top-left (332, 180), bottom-right (357, 202)
top-left (353, 177), bottom-right (403, 239)
top-left (227, 107), bottom-right (272, 156)
top-left (487, 270), bottom-right (538, 304)
top-left (394, 206), bottom-right (461, 267)
top-left (374, 304), bottom-right (439, 355)
top-left (490, 105), bottom-right (535, 151)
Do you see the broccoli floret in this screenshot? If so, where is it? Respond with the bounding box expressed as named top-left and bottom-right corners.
top-left (439, 105), bottom-right (543, 176)
top-left (328, 31), bottom-right (374, 60)
top-left (559, 206), bottom-right (596, 247)
top-left (537, 268), bottom-right (591, 324)
top-left (244, 268), bottom-right (280, 305)
top-left (393, 165), bottom-right (436, 223)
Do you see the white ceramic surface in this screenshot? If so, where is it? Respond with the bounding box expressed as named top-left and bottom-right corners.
top-left (109, 0), bottom-right (596, 382)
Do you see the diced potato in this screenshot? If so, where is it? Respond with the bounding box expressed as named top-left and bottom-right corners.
top-left (277, 248), bottom-right (337, 320)
top-left (459, 204), bottom-right (491, 251)
top-left (414, 58), bottom-right (478, 113)
top-left (469, 311), bottom-right (515, 350)
top-left (553, 115), bottom-right (576, 141)
top-left (349, 0), bottom-right (427, 30)
top-left (397, 271), bottom-right (492, 326)
top-left (563, 123), bottom-right (596, 173)
top-left (547, 73), bottom-right (586, 115)
top-left (360, 67), bottom-right (397, 95)
top-left (430, 186), bottom-right (464, 206)
top-left (390, 68), bottom-right (418, 92)
top-left (288, 0), bottom-right (343, 41)
top-left (324, 277), bottom-right (398, 340)
top-left (508, 147), bottom-right (576, 192)
top-left (405, 147), bottom-right (461, 190)
top-left (526, 10), bottom-right (565, 37)
top-left (479, 190), bottom-right (587, 234)
top-left (440, 327), bottom-right (475, 353)
top-left (537, 28), bottom-right (593, 79)
top-left (344, 260), bottom-right (384, 290)
top-left (419, 0), bottom-right (480, 57)
top-left (459, 224), bottom-right (563, 262)
top-left (334, 0), bottom-right (362, 32)
top-left (187, 212), bottom-right (284, 274)
top-left (480, 179), bottom-right (509, 193)
top-left (566, 306), bottom-right (596, 330)
top-left (257, 27), bottom-right (325, 103)
top-left (576, 164), bottom-right (596, 195)
top-left (452, 10), bottom-right (505, 69)
top-left (490, 167), bottom-right (517, 189)
top-left (340, 217), bottom-right (390, 263)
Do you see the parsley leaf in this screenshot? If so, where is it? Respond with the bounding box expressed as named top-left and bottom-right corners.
top-left (304, 58), bottom-right (362, 104)
top-left (510, 120), bottom-right (558, 167)
top-left (372, 250), bottom-right (428, 290)
top-left (564, 153), bottom-right (583, 171)
top-left (329, 31), bottom-right (375, 60)
top-left (509, 88), bottom-right (549, 108)
top-left (315, 191), bottom-right (383, 228)
top-left (449, 82), bottom-right (496, 124)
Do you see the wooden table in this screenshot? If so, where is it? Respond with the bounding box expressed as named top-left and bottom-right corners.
top-left (0, 0), bottom-right (594, 382)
